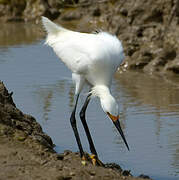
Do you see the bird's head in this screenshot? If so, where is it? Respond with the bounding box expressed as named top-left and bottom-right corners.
top-left (100, 94), bottom-right (119, 118)
top-left (100, 93), bottom-right (129, 151)
top-left (90, 85), bottom-right (129, 150)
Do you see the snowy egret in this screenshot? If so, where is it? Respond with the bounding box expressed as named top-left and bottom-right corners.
top-left (41, 16), bottom-right (129, 165)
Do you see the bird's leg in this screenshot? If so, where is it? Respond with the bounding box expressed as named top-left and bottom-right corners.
top-left (79, 94), bottom-right (104, 166)
top-left (80, 94), bottom-right (96, 155)
top-left (70, 94), bottom-right (84, 158)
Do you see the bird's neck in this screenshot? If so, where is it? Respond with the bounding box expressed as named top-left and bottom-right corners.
top-left (90, 85), bottom-right (112, 99)
top-left (90, 85), bottom-right (117, 115)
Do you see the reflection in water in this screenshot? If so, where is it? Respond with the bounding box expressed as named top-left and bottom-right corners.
top-left (0, 22), bottom-right (44, 47)
top-left (43, 91), bottom-right (53, 121)
top-left (35, 79), bottom-right (75, 122)
top-left (115, 71), bottom-right (179, 177)
top-left (170, 133), bottom-right (179, 176)
top-left (0, 22), bottom-right (178, 180)
top-left (34, 70), bottom-right (179, 179)
top-left (115, 72), bottom-right (179, 112)
top-left (69, 85), bottom-right (75, 108)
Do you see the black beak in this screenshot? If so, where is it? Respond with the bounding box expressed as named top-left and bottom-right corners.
top-left (113, 120), bottom-right (130, 151)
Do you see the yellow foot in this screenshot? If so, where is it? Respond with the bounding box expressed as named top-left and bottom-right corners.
top-left (81, 153), bottom-right (104, 166)
top-left (81, 155), bottom-right (87, 166)
top-left (90, 154), bottom-right (104, 166)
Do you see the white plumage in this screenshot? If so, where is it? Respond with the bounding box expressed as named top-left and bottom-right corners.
top-left (42, 16), bottom-right (124, 94)
top-left (41, 16), bottom-right (129, 161)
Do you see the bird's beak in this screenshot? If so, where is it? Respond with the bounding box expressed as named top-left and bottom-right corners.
top-left (107, 112), bottom-right (129, 151)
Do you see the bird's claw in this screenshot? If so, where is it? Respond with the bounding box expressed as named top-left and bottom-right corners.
top-left (81, 153), bottom-right (104, 166)
top-left (81, 155), bottom-right (87, 166)
top-left (90, 154), bottom-right (104, 166)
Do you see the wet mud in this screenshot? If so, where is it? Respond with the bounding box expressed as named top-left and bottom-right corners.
top-left (0, 81), bottom-right (153, 179)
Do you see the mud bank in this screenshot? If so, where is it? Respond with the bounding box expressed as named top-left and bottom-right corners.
top-left (0, 0), bottom-right (179, 75)
top-left (0, 82), bottom-right (153, 180)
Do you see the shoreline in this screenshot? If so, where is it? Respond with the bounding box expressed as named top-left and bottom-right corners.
top-left (0, 81), bottom-right (152, 180)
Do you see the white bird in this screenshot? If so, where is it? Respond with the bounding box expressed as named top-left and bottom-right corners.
top-left (41, 16), bottom-right (129, 165)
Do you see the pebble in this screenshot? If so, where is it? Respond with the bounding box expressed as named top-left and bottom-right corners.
top-left (69, 171), bottom-right (75, 176)
top-left (56, 154), bottom-right (64, 160)
top-left (88, 170), bottom-right (96, 176)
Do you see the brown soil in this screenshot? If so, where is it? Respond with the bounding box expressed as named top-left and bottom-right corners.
top-left (54, 0), bottom-right (179, 76)
top-left (0, 82), bottom-right (152, 180)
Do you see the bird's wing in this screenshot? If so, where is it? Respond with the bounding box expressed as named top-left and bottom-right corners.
top-left (42, 16), bottom-right (124, 75)
top-left (42, 16), bottom-right (93, 73)
top-left (48, 33), bottom-right (123, 73)
top-left (51, 35), bottom-right (95, 74)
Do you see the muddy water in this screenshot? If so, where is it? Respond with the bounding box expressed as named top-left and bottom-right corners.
top-left (0, 22), bottom-right (178, 180)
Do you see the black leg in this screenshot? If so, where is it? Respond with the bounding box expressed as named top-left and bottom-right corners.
top-left (70, 94), bottom-right (84, 157)
top-left (79, 94), bottom-right (98, 157)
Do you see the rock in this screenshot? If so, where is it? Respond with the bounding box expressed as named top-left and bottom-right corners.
top-left (138, 174), bottom-right (151, 179)
top-left (105, 163), bottom-right (122, 172)
top-left (0, 0), bottom-right (61, 22)
top-left (120, 8), bottom-right (128, 17)
top-left (61, 10), bottom-right (82, 21)
top-left (0, 81), bottom-right (54, 150)
top-left (122, 170), bottom-right (131, 176)
top-left (93, 7), bottom-right (101, 17)
top-left (88, 170), bottom-right (96, 176)
top-left (56, 153), bottom-right (65, 160)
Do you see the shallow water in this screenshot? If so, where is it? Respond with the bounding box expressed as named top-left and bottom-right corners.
top-left (0, 22), bottom-right (178, 180)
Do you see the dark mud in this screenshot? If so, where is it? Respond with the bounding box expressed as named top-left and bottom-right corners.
top-left (0, 0), bottom-right (179, 75)
top-left (55, 0), bottom-right (179, 76)
top-left (0, 82), bottom-right (153, 180)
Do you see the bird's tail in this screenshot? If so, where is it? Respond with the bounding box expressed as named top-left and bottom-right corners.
top-left (41, 16), bottom-right (69, 46)
top-left (41, 16), bottom-right (65, 35)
